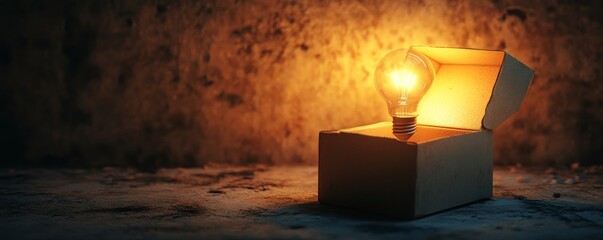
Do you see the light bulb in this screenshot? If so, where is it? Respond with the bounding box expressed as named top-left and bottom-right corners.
top-left (374, 49), bottom-right (435, 135)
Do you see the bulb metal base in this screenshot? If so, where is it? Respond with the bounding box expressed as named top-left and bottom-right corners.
top-left (392, 117), bottom-right (417, 135)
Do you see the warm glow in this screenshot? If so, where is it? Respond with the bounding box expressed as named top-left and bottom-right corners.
top-left (374, 49), bottom-right (436, 125)
top-left (416, 65), bottom-right (500, 130)
top-left (411, 47), bottom-right (506, 131)
top-left (389, 69), bottom-right (417, 93)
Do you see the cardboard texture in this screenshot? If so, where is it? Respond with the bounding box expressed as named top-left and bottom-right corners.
top-left (318, 47), bottom-right (534, 218)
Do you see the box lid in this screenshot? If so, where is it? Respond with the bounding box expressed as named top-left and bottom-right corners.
top-left (410, 47), bottom-right (534, 130)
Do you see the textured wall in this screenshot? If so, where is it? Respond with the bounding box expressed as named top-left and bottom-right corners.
top-left (1, 0), bottom-right (602, 168)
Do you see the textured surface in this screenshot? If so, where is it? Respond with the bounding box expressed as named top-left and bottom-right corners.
top-left (1, 0), bottom-right (602, 167)
top-left (1, 166), bottom-right (602, 239)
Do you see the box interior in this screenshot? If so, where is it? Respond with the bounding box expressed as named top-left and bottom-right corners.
top-left (340, 122), bottom-right (473, 144)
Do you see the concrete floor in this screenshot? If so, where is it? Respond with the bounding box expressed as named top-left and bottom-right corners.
top-left (1, 166), bottom-right (602, 239)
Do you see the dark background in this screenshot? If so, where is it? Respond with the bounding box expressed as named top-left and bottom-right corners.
top-left (1, 0), bottom-right (602, 169)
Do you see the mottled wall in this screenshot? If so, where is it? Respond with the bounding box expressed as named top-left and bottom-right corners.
top-left (1, 0), bottom-right (602, 168)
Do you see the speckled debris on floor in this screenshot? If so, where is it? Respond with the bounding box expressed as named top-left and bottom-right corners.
top-left (0, 166), bottom-right (602, 239)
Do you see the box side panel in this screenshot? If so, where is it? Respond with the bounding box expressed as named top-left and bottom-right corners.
top-left (483, 53), bottom-right (534, 129)
top-left (319, 132), bottom-right (417, 218)
top-left (414, 130), bottom-right (493, 217)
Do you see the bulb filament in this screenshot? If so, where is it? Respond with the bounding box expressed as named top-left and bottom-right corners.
top-left (389, 69), bottom-right (417, 114)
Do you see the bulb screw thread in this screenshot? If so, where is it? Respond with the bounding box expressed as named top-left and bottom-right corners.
top-left (392, 117), bottom-right (417, 135)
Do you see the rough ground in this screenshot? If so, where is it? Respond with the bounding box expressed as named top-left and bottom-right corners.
top-left (1, 166), bottom-right (602, 239)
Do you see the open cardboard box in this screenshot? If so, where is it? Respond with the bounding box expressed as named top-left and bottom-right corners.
top-left (318, 46), bottom-right (534, 218)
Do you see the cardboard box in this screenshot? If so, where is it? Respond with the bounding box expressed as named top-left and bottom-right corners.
top-left (318, 47), bottom-right (534, 218)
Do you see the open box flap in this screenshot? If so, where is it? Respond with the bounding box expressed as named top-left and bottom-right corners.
top-left (410, 47), bottom-right (533, 130)
top-left (483, 53), bottom-right (534, 129)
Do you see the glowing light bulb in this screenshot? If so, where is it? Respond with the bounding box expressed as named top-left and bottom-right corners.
top-left (374, 49), bottom-right (435, 135)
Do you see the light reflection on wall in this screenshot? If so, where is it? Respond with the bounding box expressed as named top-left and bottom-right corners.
top-left (1, 0), bottom-right (602, 167)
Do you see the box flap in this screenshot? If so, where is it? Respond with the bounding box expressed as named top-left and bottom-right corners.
top-left (409, 47), bottom-right (533, 130)
top-left (483, 53), bottom-right (534, 129)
